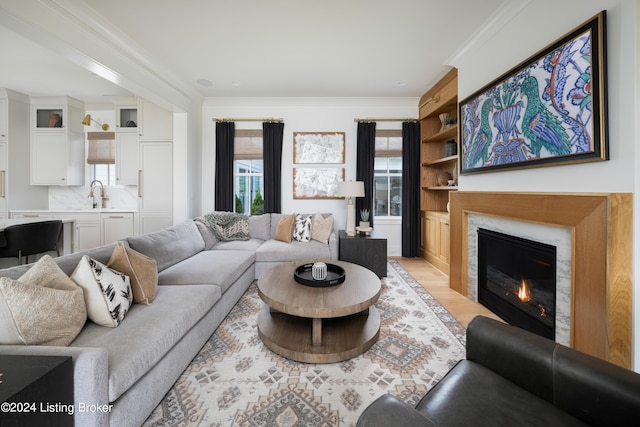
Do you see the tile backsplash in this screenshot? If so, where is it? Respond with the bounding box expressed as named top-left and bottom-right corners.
top-left (49, 186), bottom-right (138, 210)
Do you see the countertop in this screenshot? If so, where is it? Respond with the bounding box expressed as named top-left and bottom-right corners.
top-left (11, 208), bottom-right (136, 213)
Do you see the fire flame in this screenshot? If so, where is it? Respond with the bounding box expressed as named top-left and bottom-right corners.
top-left (518, 280), bottom-right (531, 302)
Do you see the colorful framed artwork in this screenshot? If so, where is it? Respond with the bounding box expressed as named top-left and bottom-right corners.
top-left (293, 168), bottom-right (344, 199)
top-left (460, 11), bottom-right (608, 174)
top-left (293, 132), bottom-right (345, 164)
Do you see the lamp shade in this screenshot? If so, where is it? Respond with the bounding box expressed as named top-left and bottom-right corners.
top-left (338, 181), bottom-right (364, 198)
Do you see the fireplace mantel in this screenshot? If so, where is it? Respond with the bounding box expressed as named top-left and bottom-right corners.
top-left (449, 192), bottom-right (632, 368)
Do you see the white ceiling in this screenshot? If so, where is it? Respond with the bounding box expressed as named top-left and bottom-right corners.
top-left (0, 0), bottom-right (506, 106)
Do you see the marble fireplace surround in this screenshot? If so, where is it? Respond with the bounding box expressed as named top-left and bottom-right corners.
top-left (449, 192), bottom-right (632, 368)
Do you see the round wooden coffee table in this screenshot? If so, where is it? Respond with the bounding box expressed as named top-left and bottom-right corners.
top-left (257, 260), bottom-right (381, 363)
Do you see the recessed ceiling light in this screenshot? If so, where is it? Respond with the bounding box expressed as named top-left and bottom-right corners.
top-left (197, 79), bottom-right (213, 87)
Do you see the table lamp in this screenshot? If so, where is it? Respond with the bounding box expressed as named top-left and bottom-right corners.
top-left (338, 180), bottom-right (365, 236)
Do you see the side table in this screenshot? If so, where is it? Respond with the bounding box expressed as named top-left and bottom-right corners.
top-left (339, 229), bottom-right (387, 277)
top-left (0, 355), bottom-right (74, 426)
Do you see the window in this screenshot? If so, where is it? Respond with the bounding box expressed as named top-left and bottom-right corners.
top-left (374, 131), bottom-right (402, 217)
top-left (87, 131), bottom-right (116, 185)
top-left (234, 130), bottom-right (264, 215)
top-left (92, 164), bottom-right (116, 186)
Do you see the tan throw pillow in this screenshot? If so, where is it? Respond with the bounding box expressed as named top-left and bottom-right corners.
top-left (274, 213), bottom-right (296, 243)
top-left (108, 242), bottom-right (158, 305)
top-left (0, 255), bottom-right (87, 346)
top-left (312, 213), bottom-right (334, 243)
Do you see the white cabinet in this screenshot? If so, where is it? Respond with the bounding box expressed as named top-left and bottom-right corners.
top-left (0, 98), bottom-right (7, 142)
top-left (30, 97), bottom-right (84, 185)
top-left (55, 212), bottom-right (100, 252)
top-left (76, 219), bottom-right (101, 251)
top-left (13, 211), bottom-right (134, 252)
top-left (101, 213), bottom-right (134, 245)
top-left (31, 133), bottom-right (69, 184)
top-left (138, 101), bottom-right (172, 140)
top-left (0, 142), bottom-right (6, 220)
top-left (10, 212), bottom-right (53, 219)
top-left (138, 142), bottom-right (173, 234)
top-left (115, 133), bottom-right (139, 185)
top-left (115, 105), bottom-right (138, 132)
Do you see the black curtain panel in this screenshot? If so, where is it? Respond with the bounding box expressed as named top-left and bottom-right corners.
top-left (214, 121), bottom-right (235, 212)
top-left (402, 121), bottom-right (421, 257)
top-left (263, 121), bottom-right (284, 213)
top-left (356, 121), bottom-right (376, 228)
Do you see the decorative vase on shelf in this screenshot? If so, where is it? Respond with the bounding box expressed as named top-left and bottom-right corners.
top-left (437, 171), bottom-right (453, 186)
top-left (439, 113), bottom-right (451, 132)
top-left (444, 139), bottom-right (457, 157)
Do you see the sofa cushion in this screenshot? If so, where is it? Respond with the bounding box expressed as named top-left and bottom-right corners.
top-left (312, 213), bottom-right (334, 243)
top-left (0, 255), bottom-right (86, 346)
top-left (249, 214), bottom-right (271, 240)
top-left (158, 250), bottom-right (255, 294)
top-left (70, 284), bottom-right (221, 402)
top-left (213, 238), bottom-right (264, 252)
top-left (194, 220), bottom-right (219, 250)
top-left (416, 360), bottom-right (587, 427)
top-left (127, 221), bottom-right (205, 272)
top-left (270, 213), bottom-right (283, 237)
top-left (274, 213), bottom-right (296, 243)
top-left (255, 239), bottom-right (331, 262)
top-left (107, 242), bottom-right (158, 305)
top-left (293, 214), bottom-right (312, 242)
top-left (71, 256), bottom-right (133, 328)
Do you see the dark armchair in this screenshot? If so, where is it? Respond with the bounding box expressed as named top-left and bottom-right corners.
top-left (357, 315), bottom-right (640, 426)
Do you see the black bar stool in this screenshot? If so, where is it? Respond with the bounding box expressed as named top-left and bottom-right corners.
top-left (0, 220), bottom-right (63, 265)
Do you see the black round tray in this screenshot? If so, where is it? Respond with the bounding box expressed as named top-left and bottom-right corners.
top-left (294, 263), bottom-right (346, 288)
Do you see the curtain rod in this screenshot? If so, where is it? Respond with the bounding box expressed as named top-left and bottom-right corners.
top-left (353, 118), bottom-right (418, 123)
top-left (212, 117), bottom-right (283, 123)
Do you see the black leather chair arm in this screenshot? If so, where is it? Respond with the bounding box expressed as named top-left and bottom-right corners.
top-left (466, 316), bottom-right (640, 425)
top-left (356, 394), bottom-right (438, 427)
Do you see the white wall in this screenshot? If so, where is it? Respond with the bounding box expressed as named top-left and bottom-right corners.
top-left (452, 0), bottom-right (639, 369)
top-left (201, 97), bottom-right (418, 256)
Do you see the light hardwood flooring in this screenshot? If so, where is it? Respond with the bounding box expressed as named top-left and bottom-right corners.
top-left (394, 257), bottom-right (502, 327)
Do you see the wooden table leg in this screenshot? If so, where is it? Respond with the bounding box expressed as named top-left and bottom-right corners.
top-left (312, 318), bottom-right (322, 346)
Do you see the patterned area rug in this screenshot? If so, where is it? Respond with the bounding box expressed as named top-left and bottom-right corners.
top-left (143, 260), bottom-right (466, 426)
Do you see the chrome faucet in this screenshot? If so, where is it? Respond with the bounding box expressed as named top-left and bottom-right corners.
top-left (88, 180), bottom-right (108, 208)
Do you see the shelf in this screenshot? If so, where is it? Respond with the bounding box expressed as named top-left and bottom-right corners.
top-left (423, 155), bottom-right (458, 166)
top-left (422, 186), bottom-right (458, 191)
top-left (424, 210), bottom-right (449, 218)
top-left (423, 124), bottom-right (457, 143)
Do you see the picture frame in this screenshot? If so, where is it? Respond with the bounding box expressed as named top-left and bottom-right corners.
top-left (293, 168), bottom-right (344, 199)
top-left (293, 132), bottom-right (345, 164)
top-left (459, 11), bottom-right (608, 174)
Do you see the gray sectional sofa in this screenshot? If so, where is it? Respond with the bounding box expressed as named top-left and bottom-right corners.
top-left (0, 213), bottom-right (337, 427)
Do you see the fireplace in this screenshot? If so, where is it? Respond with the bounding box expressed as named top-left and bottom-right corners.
top-left (477, 228), bottom-right (556, 339)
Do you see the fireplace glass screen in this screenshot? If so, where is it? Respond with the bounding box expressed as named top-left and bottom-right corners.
top-left (477, 228), bottom-right (556, 339)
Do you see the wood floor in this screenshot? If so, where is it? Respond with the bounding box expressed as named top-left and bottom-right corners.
top-left (394, 257), bottom-right (502, 327)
